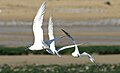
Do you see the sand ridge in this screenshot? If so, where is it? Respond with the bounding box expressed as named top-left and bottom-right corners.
top-left (0, 0), bottom-right (120, 20)
top-left (0, 55), bottom-right (120, 66)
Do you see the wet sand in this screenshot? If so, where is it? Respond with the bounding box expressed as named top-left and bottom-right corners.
top-left (0, 55), bottom-right (120, 66)
top-left (0, 24), bottom-right (120, 46)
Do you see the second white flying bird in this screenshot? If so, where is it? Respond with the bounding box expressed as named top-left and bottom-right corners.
top-left (47, 16), bottom-right (84, 57)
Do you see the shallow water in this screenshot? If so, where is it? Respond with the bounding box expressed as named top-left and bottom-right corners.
top-left (0, 18), bottom-right (120, 26)
top-left (0, 19), bottom-right (120, 46)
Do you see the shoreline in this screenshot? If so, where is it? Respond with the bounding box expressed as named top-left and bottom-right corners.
top-left (0, 24), bottom-right (120, 47)
top-left (0, 55), bottom-right (120, 66)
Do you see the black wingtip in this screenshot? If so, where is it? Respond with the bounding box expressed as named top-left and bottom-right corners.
top-left (61, 29), bottom-right (64, 31)
top-left (61, 29), bottom-right (65, 33)
top-left (61, 29), bottom-right (69, 35)
top-left (61, 29), bottom-right (76, 43)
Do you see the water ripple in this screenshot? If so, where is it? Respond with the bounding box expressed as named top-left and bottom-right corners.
top-left (0, 18), bottom-right (120, 26)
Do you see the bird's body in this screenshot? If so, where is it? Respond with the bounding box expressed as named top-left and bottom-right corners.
top-left (61, 29), bottom-right (97, 65)
top-left (72, 45), bottom-right (81, 57)
top-left (29, 2), bottom-right (46, 51)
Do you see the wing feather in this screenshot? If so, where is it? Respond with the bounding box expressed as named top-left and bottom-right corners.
top-left (32, 1), bottom-right (46, 45)
top-left (33, 1), bottom-right (46, 26)
top-left (48, 16), bottom-right (56, 51)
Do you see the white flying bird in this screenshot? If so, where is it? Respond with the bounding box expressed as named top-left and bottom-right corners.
top-left (61, 29), bottom-right (97, 65)
top-left (46, 16), bottom-right (61, 57)
top-left (28, 2), bottom-right (64, 52)
top-left (47, 16), bottom-right (83, 57)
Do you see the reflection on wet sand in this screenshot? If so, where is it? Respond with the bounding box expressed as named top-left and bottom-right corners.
top-left (0, 19), bottom-right (120, 46)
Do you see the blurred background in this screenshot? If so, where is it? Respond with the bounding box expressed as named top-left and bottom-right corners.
top-left (0, 0), bottom-right (120, 46)
top-left (0, 0), bottom-right (120, 73)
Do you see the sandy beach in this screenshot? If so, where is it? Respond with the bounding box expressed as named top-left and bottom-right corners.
top-left (0, 0), bottom-right (120, 20)
top-left (0, 55), bottom-right (120, 66)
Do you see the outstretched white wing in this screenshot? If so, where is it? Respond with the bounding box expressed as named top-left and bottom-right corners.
top-left (48, 16), bottom-right (56, 53)
top-left (34, 1), bottom-right (46, 25)
top-left (32, 2), bottom-right (46, 45)
top-left (47, 16), bottom-right (61, 57)
top-left (81, 52), bottom-right (97, 65)
top-left (57, 44), bottom-right (82, 52)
